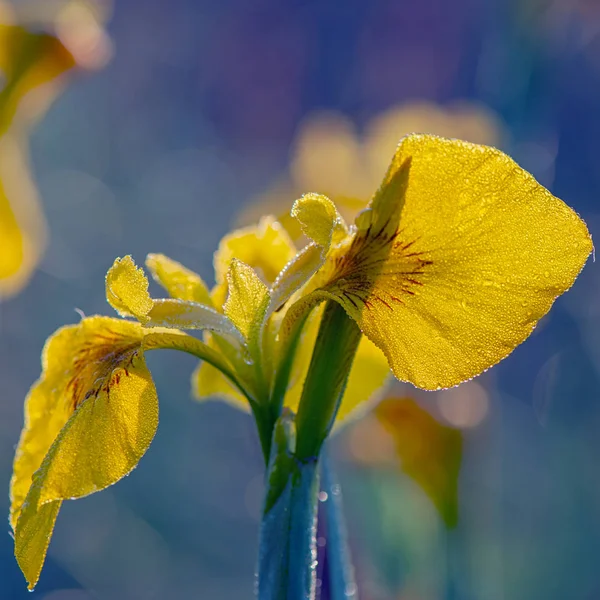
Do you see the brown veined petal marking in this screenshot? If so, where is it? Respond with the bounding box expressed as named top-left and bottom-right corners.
top-left (322, 134), bottom-right (593, 390)
top-left (10, 316), bottom-right (158, 589)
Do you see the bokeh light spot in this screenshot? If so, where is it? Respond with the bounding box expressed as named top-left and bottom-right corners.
top-left (437, 381), bottom-right (489, 428)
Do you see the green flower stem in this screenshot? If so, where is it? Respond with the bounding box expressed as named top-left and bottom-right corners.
top-left (294, 300), bottom-right (362, 461)
top-left (287, 458), bottom-right (320, 598)
top-left (253, 403), bottom-right (281, 465)
top-left (258, 411), bottom-right (320, 600)
top-left (258, 412), bottom-right (296, 599)
top-left (322, 451), bottom-right (358, 600)
top-left (257, 301), bottom-right (362, 599)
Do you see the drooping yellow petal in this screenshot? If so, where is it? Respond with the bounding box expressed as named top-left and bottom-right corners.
top-left (106, 256), bottom-right (243, 342)
top-left (375, 398), bottom-right (462, 528)
top-left (212, 216), bottom-right (297, 307)
top-left (224, 259), bottom-right (270, 355)
top-left (10, 317), bottom-right (155, 589)
top-left (319, 134), bottom-right (592, 390)
top-left (11, 323), bottom-right (84, 529)
top-left (12, 496), bottom-right (61, 592)
top-left (146, 253), bottom-right (212, 305)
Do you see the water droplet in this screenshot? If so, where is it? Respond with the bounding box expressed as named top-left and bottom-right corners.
top-left (318, 491), bottom-right (328, 502)
top-left (345, 582), bottom-right (358, 596)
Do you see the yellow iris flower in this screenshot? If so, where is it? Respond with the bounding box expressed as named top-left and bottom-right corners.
top-left (10, 133), bottom-right (592, 589)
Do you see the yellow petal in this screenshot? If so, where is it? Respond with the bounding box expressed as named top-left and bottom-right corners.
top-left (269, 244), bottom-right (323, 313)
top-left (375, 398), bottom-right (462, 528)
top-left (146, 299), bottom-right (243, 343)
top-left (10, 316), bottom-right (156, 589)
top-left (336, 336), bottom-right (391, 424)
top-left (269, 195), bottom-right (346, 313)
top-left (290, 193), bottom-right (347, 248)
top-left (280, 304), bottom-right (323, 413)
top-left (190, 328), bottom-right (256, 410)
top-left (106, 255), bottom-right (153, 319)
top-left (224, 259), bottom-right (270, 355)
top-left (322, 134), bottom-right (593, 390)
top-left (107, 256), bottom-right (243, 342)
top-left (212, 216), bottom-right (297, 307)
top-left (13, 497), bottom-right (61, 591)
top-left (192, 360), bottom-right (248, 410)
top-left (11, 324), bottom-right (83, 530)
top-left (146, 253), bottom-right (212, 305)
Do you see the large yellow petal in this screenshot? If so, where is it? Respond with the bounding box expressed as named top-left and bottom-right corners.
top-left (10, 317), bottom-right (156, 589)
top-left (146, 253), bottom-right (212, 305)
top-left (322, 134), bottom-right (592, 390)
top-left (11, 324), bottom-right (82, 529)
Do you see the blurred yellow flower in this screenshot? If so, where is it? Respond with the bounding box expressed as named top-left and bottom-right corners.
top-left (239, 101), bottom-right (505, 236)
top-left (349, 398), bottom-right (462, 528)
top-left (0, 1), bottom-right (111, 297)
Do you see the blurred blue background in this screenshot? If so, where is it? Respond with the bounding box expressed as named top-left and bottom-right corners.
top-left (1, 0), bottom-right (600, 598)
